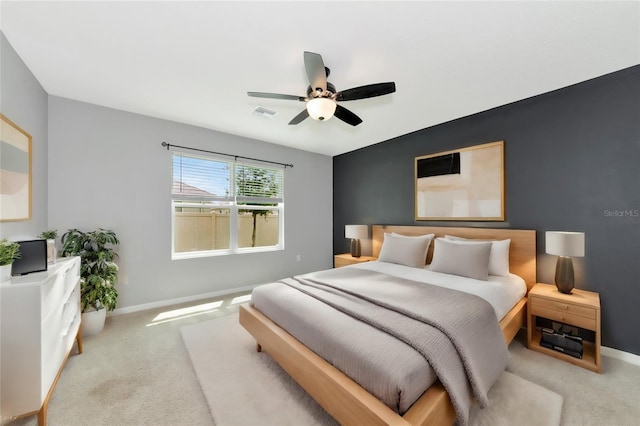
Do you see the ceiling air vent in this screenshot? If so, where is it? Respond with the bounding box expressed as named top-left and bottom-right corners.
top-left (252, 106), bottom-right (277, 118)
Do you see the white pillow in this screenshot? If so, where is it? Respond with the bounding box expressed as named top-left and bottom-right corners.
top-left (444, 235), bottom-right (511, 277)
top-left (429, 238), bottom-right (492, 280)
top-left (377, 233), bottom-right (434, 268)
top-left (391, 232), bottom-right (434, 239)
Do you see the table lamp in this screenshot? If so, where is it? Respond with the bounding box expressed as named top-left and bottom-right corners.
top-left (545, 231), bottom-right (585, 294)
top-left (345, 225), bottom-right (368, 258)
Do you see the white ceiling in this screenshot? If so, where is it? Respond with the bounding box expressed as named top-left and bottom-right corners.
top-left (1, 1), bottom-right (639, 156)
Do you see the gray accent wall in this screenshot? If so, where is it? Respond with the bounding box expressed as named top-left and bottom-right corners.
top-left (0, 33), bottom-right (49, 239)
top-left (334, 66), bottom-right (640, 355)
top-left (47, 97), bottom-right (333, 309)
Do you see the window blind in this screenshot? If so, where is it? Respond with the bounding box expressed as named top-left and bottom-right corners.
top-left (172, 153), bottom-right (284, 202)
top-left (235, 163), bottom-right (284, 203)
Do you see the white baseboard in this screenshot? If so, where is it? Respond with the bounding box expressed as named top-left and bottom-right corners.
top-left (602, 346), bottom-right (640, 367)
top-left (108, 284), bottom-right (259, 316)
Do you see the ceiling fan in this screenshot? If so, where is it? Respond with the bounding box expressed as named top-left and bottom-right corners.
top-left (248, 51), bottom-right (396, 126)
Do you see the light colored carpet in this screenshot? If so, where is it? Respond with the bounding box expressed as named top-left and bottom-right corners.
top-left (5, 292), bottom-right (638, 426)
top-left (181, 314), bottom-right (563, 426)
top-left (507, 336), bottom-right (640, 426)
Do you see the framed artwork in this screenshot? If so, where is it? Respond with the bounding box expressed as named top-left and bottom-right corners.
top-left (1, 114), bottom-right (32, 222)
top-left (415, 140), bottom-right (504, 221)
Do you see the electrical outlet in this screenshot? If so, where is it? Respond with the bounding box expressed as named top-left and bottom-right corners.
top-left (296, 254), bottom-right (301, 262)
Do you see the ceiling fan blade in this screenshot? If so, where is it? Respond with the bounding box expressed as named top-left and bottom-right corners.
top-left (288, 109), bottom-right (309, 125)
top-left (247, 92), bottom-right (306, 101)
top-left (335, 82), bottom-right (396, 101)
top-left (334, 105), bottom-right (363, 126)
top-left (304, 51), bottom-right (327, 93)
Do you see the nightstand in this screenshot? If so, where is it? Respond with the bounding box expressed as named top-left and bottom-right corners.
top-left (527, 283), bottom-right (601, 373)
top-left (334, 253), bottom-right (377, 268)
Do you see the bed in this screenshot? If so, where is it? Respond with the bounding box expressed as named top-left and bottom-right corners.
top-left (239, 225), bottom-right (536, 426)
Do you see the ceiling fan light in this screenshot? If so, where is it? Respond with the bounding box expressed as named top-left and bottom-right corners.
top-left (306, 97), bottom-right (336, 121)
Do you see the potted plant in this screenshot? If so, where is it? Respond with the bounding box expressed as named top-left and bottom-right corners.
top-left (61, 228), bottom-right (120, 336)
top-left (38, 230), bottom-right (58, 264)
top-left (38, 230), bottom-right (58, 240)
top-left (0, 239), bottom-right (21, 282)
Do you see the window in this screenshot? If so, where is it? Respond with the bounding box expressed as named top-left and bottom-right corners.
top-left (171, 151), bottom-right (284, 259)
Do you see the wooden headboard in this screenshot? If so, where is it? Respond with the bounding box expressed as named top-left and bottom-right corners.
top-left (372, 225), bottom-right (537, 291)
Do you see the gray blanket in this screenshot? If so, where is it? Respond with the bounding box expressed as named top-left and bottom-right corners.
top-left (280, 267), bottom-right (509, 426)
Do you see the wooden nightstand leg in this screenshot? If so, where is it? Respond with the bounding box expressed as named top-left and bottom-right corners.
top-left (527, 309), bottom-right (534, 348)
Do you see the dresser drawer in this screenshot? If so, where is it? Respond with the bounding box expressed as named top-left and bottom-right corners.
top-left (531, 298), bottom-right (597, 330)
top-left (42, 264), bottom-right (75, 315)
top-left (42, 308), bottom-right (65, 358)
top-left (42, 310), bottom-right (80, 398)
top-left (41, 272), bottom-right (64, 319)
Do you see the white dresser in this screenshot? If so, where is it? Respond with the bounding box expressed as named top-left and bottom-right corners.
top-left (1, 256), bottom-right (83, 425)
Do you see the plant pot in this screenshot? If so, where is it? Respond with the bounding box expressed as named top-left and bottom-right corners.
top-left (82, 308), bottom-right (107, 337)
top-left (46, 239), bottom-right (57, 264)
top-left (0, 264), bottom-right (11, 283)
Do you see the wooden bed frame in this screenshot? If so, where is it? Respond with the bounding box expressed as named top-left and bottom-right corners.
top-left (239, 225), bottom-right (536, 426)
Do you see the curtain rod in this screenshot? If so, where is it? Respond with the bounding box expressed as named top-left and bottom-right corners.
top-left (161, 142), bottom-right (294, 168)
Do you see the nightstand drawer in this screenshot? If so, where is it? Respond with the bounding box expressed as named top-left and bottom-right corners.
top-left (531, 304), bottom-right (596, 330)
top-left (334, 257), bottom-right (356, 268)
top-left (334, 254), bottom-right (377, 268)
top-left (531, 297), bottom-right (597, 319)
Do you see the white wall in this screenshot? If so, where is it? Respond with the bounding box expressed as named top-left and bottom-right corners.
top-left (47, 97), bottom-right (333, 310)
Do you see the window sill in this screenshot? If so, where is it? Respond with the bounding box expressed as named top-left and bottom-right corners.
top-left (172, 245), bottom-right (283, 260)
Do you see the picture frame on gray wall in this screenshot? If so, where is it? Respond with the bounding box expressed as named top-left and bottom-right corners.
top-left (0, 114), bottom-right (32, 222)
top-left (415, 140), bottom-right (505, 221)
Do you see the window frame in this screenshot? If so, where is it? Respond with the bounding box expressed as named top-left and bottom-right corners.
top-left (170, 151), bottom-right (284, 260)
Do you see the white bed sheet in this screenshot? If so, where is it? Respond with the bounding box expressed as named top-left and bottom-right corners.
top-left (351, 260), bottom-right (526, 320)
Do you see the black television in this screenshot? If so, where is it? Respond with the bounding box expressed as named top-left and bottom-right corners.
top-left (11, 239), bottom-right (48, 276)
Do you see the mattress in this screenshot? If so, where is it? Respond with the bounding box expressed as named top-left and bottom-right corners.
top-left (250, 261), bottom-right (525, 415)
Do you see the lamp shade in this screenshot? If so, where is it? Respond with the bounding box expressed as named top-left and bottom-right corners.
top-left (306, 98), bottom-right (336, 121)
top-left (545, 231), bottom-right (585, 257)
top-left (345, 225), bottom-right (368, 240)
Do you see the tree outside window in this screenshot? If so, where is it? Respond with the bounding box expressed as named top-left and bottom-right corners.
top-left (236, 165), bottom-right (280, 247)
